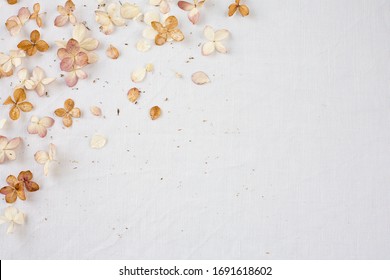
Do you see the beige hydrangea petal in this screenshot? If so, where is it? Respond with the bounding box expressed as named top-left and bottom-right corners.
top-left (90, 134), bottom-right (107, 149)
top-left (106, 44), bottom-right (119, 59)
top-left (192, 71), bottom-right (210, 85)
top-left (120, 3), bottom-right (140, 19)
top-left (90, 106), bottom-right (102, 116)
top-left (131, 67), bottom-right (147, 83)
top-left (136, 39), bottom-right (151, 52)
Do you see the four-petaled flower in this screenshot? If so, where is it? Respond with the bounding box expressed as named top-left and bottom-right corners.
top-left (55, 0), bottom-right (77, 27)
top-left (151, 16), bottom-right (184, 46)
top-left (25, 66), bottom-right (56, 96)
top-left (0, 50), bottom-right (26, 73)
top-left (150, 0), bottom-right (170, 14)
top-left (35, 144), bottom-right (56, 176)
top-left (3, 88), bottom-right (33, 121)
top-left (178, 0), bottom-right (206, 25)
top-left (17, 30), bottom-right (49, 56)
top-left (27, 116), bottom-right (55, 138)
top-left (18, 170), bottom-right (40, 192)
top-left (30, 3), bottom-right (44, 27)
top-left (5, 7), bottom-right (30, 36)
top-left (0, 175), bottom-right (25, 203)
top-left (0, 136), bottom-right (21, 164)
top-left (228, 0), bottom-right (249, 17)
top-left (202, 26), bottom-right (230, 56)
top-left (0, 206), bottom-right (25, 234)
top-left (54, 99), bottom-right (81, 127)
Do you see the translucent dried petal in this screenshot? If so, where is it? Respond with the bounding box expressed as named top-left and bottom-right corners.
top-left (131, 67), bottom-right (147, 83)
top-left (106, 44), bottom-right (119, 59)
top-left (136, 39), bottom-right (151, 52)
top-left (90, 134), bottom-right (107, 149)
top-left (127, 87), bottom-right (140, 103)
top-left (120, 3), bottom-right (140, 19)
top-left (90, 106), bottom-right (102, 116)
top-left (191, 71), bottom-right (210, 85)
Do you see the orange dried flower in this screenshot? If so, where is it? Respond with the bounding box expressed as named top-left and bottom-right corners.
top-left (151, 16), bottom-right (184, 46)
top-left (30, 3), bottom-right (44, 27)
top-left (54, 99), bottom-right (81, 127)
top-left (3, 88), bottom-right (33, 120)
top-left (17, 171), bottom-right (40, 192)
top-left (17, 30), bottom-right (49, 56)
top-left (0, 175), bottom-right (25, 203)
top-left (228, 0), bottom-right (249, 17)
top-left (150, 106), bottom-right (161, 120)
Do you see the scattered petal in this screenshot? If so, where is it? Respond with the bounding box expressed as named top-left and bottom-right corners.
top-left (106, 44), bottom-right (119, 59)
top-left (127, 87), bottom-right (140, 103)
top-left (90, 106), bottom-right (102, 116)
top-left (192, 71), bottom-right (210, 85)
top-left (90, 134), bottom-right (107, 149)
top-left (150, 106), bottom-right (161, 120)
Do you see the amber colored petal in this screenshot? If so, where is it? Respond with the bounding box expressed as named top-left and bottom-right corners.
top-left (17, 40), bottom-right (33, 51)
top-left (151, 21), bottom-right (164, 33)
top-left (18, 102), bottom-right (33, 112)
top-left (9, 106), bottom-right (20, 120)
top-left (6, 175), bottom-right (18, 186)
top-left (65, 0), bottom-right (75, 12)
top-left (238, 5), bottom-right (249, 16)
top-left (26, 46), bottom-right (37, 56)
top-left (55, 108), bottom-right (67, 117)
top-left (63, 114), bottom-right (73, 127)
top-left (228, 3), bottom-right (238, 16)
top-left (24, 181), bottom-right (39, 192)
top-left (165, 16), bottom-right (178, 30)
top-left (70, 108), bottom-right (81, 118)
top-left (18, 170), bottom-right (33, 181)
top-left (169, 29), bottom-right (184, 42)
top-left (15, 183), bottom-right (26, 201)
top-left (64, 99), bottom-right (75, 111)
top-left (36, 40), bottom-right (49, 52)
top-left (30, 30), bottom-right (40, 43)
top-left (3, 96), bottom-right (15, 105)
top-left (155, 33), bottom-right (167, 46)
top-left (13, 88), bottom-right (26, 102)
top-left (5, 191), bottom-right (17, 204)
top-left (0, 186), bottom-right (13, 195)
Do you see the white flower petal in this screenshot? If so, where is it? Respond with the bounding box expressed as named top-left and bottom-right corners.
top-left (143, 28), bottom-right (158, 40)
top-left (215, 42), bottom-right (227, 53)
top-left (90, 134), bottom-right (107, 149)
top-left (35, 150), bottom-right (49, 164)
top-left (214, 29), bottom-right (230, 41)
top-left (131, 67), bottom-right (147, 83)
top-left (202, 42), bottom-right (215, 56)
top-left (0, 119), bottom-right (6, 129)
top-left (191, 71), bottom-right (211, 85)
top-left (136, 39), bottom-right (151, 52)
top-left (204, 25), bottom-right (215, 41)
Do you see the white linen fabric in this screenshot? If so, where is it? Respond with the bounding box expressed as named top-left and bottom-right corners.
top-left (0, 0), bottom-right (390, 259)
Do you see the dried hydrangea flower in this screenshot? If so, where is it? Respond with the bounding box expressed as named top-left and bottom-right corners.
top-left (151, 16), bottom-right (184, 46)
top-left (128, 87), bottom-right (140, 103)
top-left (16, 68), bottom-right (29, 89)
top-left (57, 39), bottom-right (89, 87)
top-left (35, 144), bottom-right (56, 176)
top-left (54, 99), bottom-right (81, 127)
top-left (25, 66), bottom-right (56, 96)
top-left (120, 3), bottom-right (142, 19)
top-left (0, 67), bottom-right (13, 79)
top-left (6, 7), bottom-right (30, 36)
top-left (228, 0), bottom-right (249, 17)
top-left (136, 11), bottom-right (160, 52)
top-left (30, 3), bottom-right (44, 27)
top-left (18, 170), bottom-right (40, 192)
top-left (90, 106), bottom-right (102, 116)
top-left (0, 175), bottom-right (25, 203)
top-left (0, 50), bottom-right (26, 73)
top-left (150, 0), bottom-right (170, 14)
top-left (0, 136), bottom-right (21, 163)
top-left (90, 134), bottom-right (107, 149)
top-left (192, 71), bottom-right (210, 85)
top-left (178, 0), bottom-right (206, 25)
top-left (17, 30), bottom-right (49, 56)
top-left (27, 116), bottom-right (55, 138)
top-left (0, 207), bottom-right (24, 234)
top-left (7, 0), bottom-right (18, 4)
top-left (55, 0), bottom-right (77, 27)
top-left (106, 44), bottom-right (119, 59)
top-left (202, 26), bottom-right (230, 55)
top-left (131, 64), bottom-right (153, 83)
top-left (95, 3), bottom-right (125, 35)
top-left (3, 88), bottom-right (33, 120)
top-left (150, 106), bottom-right (161, 120)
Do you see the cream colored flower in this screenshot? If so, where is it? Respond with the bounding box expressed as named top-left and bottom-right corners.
top-left (0, 136), bottom-right (21, 164)
top-left (0, 206), bottom-right (25, 234)
top-left (34, 143), bottom-right (56, 176)
top-left (27, 116), bottom-right (55, 138)
top-left (95, 3), bottom-right (126, 35)
top-left (25, 67), bottom-right (56, 96)
top-left (150, 0), bottom-right (170, 14)
top-left (0, 50), bottom-right (26, 73)
top-left (120, 3), bottom-right (142, 19)
top-left (202, 26), bottom-right (230, 55)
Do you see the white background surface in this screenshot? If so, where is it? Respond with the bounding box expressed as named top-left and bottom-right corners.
top-left (0, 0), bottom-right (390, 259)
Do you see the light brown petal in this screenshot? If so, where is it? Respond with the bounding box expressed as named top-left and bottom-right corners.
top-left (18, 170), bottom-right (33, 181)
top-left (228, 3), bottom-right (238, 16)
top-left (169, 29), bottom-right (184, 42)
top-left (36, 40), bottom-right (49, 52)
top-left (155, 34), bottom-right (167, 46)
top-left (26, 45), bottom-right (37, 56)
top-left (151, 21), bottom-right (164, 33)
top-left (63, 114), bottom-right (73, 127)
top-left (13, 88), bottom-right (26, 102)
top-left (5, 191), bottom-right (17, 204)
top-left (17, 40), bottom-right (33, 51)
top-left (30, 30), bottom-right (40, 43)
top-left (238, 5), bottom-right (249, 16)
top-left (127, 87), bottom-right (140, 103)
top-left (70, 108), bottom-right (81, 118)
top-left (3, 96), bottom-right (15, 105)
top-left (54, 108), bottom-right (67, 117)
top-left (18, 102), bottom-right (33, 112)
top-left (150, 106), bottom-right (161, 120)
top-left (6, 175), bottom-right (18, 186)
top-left (9, 106), bottom-right (20, 120)
top-left (25, 181), bottom-right (39, 192)
top-left (64, 98), bottom-right (75, 111)
top-left (165, 16), bottom-right (178, 30)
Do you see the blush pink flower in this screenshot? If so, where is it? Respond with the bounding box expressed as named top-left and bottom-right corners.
top-left (178, 0), bottom-right (206, 25)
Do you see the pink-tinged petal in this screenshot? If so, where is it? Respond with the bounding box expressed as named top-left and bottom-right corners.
top-left (57, 48), bottom-right (71, 60)
top-left (65, 72), bottom-right (78, 87)
top-left (39, 117), bottom-right (55, 128)
top-left (215, 42), bottom-right (227, 53)
top-left (178, 1), bottom-right (194, 11)
top-left (74, 52), bottom-right (88, 67)
top-left (188, 8), bottom-right (200, 24)
top-left (203, 25), bottom-right (215, 41)
top-left (37, 126), bottom-right (48, 138)
top-left (100, 23), bottom-right (115, 35)
top-left (0, 136), bottom-right (8, 150)
top-left (69, 15), bottom-right (77, 25)
top-left (202, 42), bottom-right (215, 56)
top-left (34, 151), bottom-right (49, 164)
top-left (214, 29), bottom-right (230, 41)
top-left (28, 123), bottom-right (39, 135)
top-left (18, 7), bottom-right (31, 24)
top-left (75, 69), bottom-right (88, 79)
top-left (159, 0), bottom-right (170, 14)
top-left (5, 137), bottom-right (21, 150)
top-left (32, 66), bottom-right (44, 81)
top-left (35, 83), bottom-right (45, 97)
top-left (80, 38), bottom-right (99, 51)
top-left (86, 52), bottom-right (99, 64)
top-left (66, 39), bottom-right (80, 54)
top-left (49, 144), bottom-right (56, 160)
top-left (60, 57), bottom-right (74, 72)
top-left (0, 151), bottom-right (5, 163)
top-left (41, 77), bottom-right (56, 85)
top-left (55, 15), bottom-right (69, 27)
top-left (57, 5), bottom-right (66, 16)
